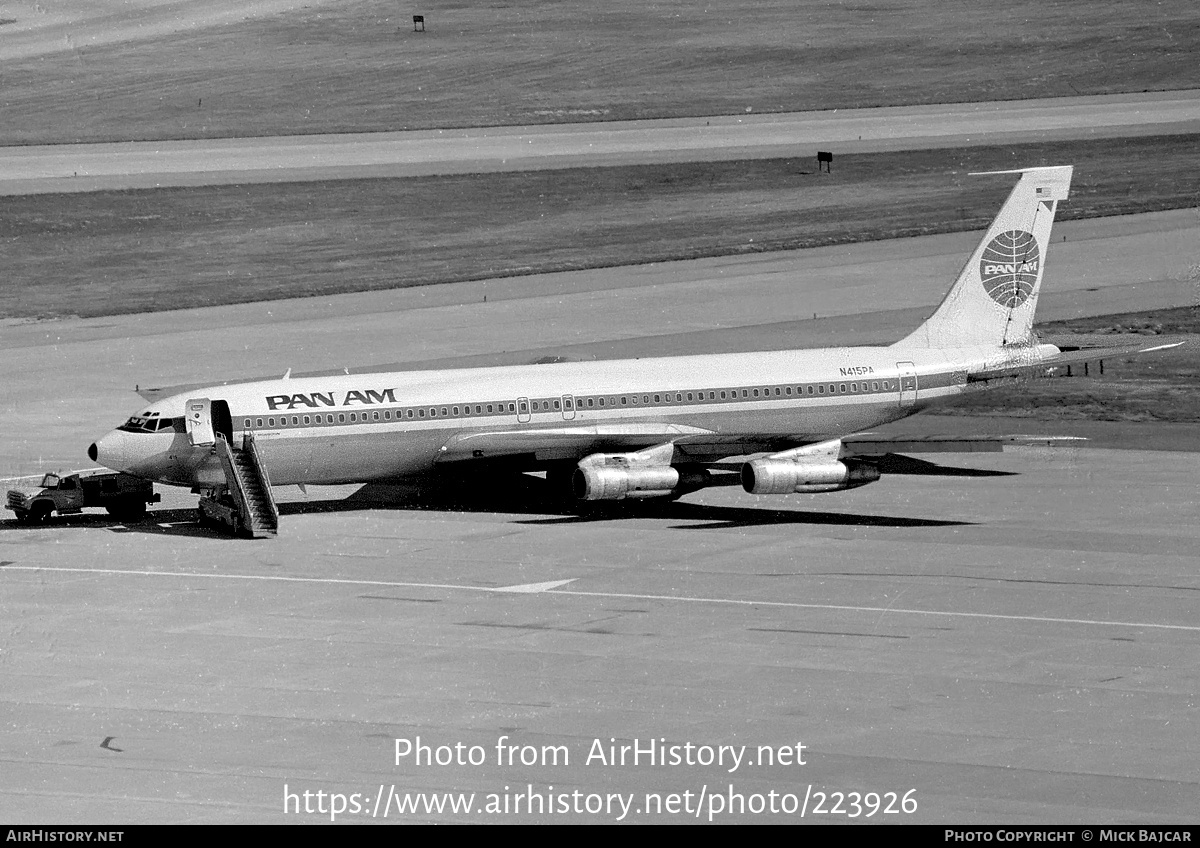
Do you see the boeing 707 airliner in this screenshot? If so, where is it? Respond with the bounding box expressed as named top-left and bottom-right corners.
top-left (86, 166), bottom-right (1180, 523)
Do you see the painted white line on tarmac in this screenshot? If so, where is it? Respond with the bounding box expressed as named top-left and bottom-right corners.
top-left (550, 589), bottom-right (1200, 633)
top-left (5, 565), bottom-right (1199, 633)
top-left (495, 579), bottom-right (577, 593)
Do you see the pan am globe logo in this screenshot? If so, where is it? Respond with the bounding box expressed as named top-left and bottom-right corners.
top-left (979, 230), bottom-right (1040, 308)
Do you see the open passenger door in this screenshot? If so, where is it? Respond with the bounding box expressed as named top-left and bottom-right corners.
top-left (185, 398), bottom-right (215, 446)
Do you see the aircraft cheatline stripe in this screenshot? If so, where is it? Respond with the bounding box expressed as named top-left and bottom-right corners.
top-left (231, 370), bottom-right (961, 435)
top-left (245, 388), bottom-right (965, 443)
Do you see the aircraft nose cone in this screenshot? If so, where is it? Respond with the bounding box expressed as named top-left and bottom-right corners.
top-left (90, 431), bottom-right (130, 473)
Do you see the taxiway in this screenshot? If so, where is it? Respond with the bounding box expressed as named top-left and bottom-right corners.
top-left (2, 90), bottom-right (1198, 195)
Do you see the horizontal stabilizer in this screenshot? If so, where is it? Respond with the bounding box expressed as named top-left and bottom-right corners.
top-left (968, 166), bottom-right (1072, 201)
top-left (969, 339), bottom-right (1187, 383)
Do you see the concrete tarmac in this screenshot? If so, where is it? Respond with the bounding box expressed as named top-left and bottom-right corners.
top-left (2, 447), bottom-right (1198, 823)
top-left (2, 90), bottom-right (1198, 195)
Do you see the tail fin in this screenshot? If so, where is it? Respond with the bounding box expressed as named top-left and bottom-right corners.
top-left (894, 165), bottom-right (1073, 349)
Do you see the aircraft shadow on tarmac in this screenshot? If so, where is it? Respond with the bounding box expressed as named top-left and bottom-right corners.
top-left (518, 504), bottom-right (973, 530)
top-left (2, 459), bottom-right (992, 536)
top-left (288, 471), bottom-right (976, 529)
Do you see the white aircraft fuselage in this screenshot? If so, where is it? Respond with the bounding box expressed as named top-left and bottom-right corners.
top-left (90, 342), bottom-right (1055, 488)
top-left (88, 166), bottom-right (1082, 502)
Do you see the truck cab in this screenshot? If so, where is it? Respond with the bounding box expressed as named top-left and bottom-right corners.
top-left (7, 471), bottom-right (160, 524)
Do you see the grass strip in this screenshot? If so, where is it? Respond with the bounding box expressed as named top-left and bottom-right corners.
top-left (4, 134), bottom-right (1200, 320)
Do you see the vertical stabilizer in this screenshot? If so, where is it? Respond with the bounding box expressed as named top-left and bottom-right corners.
top-left (894, 166), bottom-right (1072, 349)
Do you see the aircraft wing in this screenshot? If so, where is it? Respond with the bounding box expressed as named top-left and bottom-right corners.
top-left (435, 423), bottom-right (1085, 468)
top-left (136, 381), bottom-right (214, 402)
top-left (840, 433), bottom-right (1086, 456)
top-left (434, 424), bottom-right (830, 466)
top-left (435, 423), bottom-right (732, 465)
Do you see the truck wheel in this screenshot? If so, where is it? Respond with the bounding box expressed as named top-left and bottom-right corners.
top-left (30, 502), bottom-right (53, 524)
top-left (106, 498), bottom-right (148, 521)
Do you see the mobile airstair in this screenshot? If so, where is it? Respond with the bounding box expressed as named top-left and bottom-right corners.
top-left (206, 433), bottom-right (279, 538)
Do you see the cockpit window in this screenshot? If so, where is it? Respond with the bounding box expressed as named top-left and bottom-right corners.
top-left (119, 415), bottom-right (181, 433)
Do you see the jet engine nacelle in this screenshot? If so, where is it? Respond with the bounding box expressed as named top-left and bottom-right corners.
top-left (573, 465), bottom-right (679, 500)
top-left (573, 443), bottom-right (712, 501)
top-left (572, 462), bottom-right (711, 501)
top-left (740, 458), bottom-right (879, 494)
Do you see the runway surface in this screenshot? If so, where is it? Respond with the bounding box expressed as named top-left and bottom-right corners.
top-left (1, 204), bottom-right (1198, 823)
top-left (2, 90), bottom-right (1199, 195)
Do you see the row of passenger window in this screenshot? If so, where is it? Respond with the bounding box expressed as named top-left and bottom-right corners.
top-left (557, 379), bottom-right (895, 411)
top-left (244, 402), bottom-right (519, 430)
top-left (241, 379), bottom-right (895, 430)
